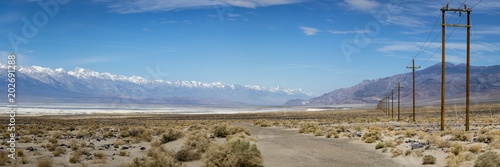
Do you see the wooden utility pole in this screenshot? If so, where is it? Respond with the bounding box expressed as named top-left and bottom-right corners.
top-left (441, 4), bottom-right (472, 131)
top-left (387, 95), bottom-right (389, 116)
top-left (407, 59), bottom-right (420, 122)
top-left (466, 6), bottom-right (471, 131)
top-left (391, 89), bottom-right (394, 119)
top-left (441, 4), bottom-right (446, 131)
top-left (396, 82), bottom-right (403, 121)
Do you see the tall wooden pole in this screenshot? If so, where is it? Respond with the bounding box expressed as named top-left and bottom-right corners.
top-left (407, 59), bottom-right (420, 122)
top-left (441, 5), bottom-right (446, 131)
top-left (396, 82), bottom-right (403, 121)
top-left (391, 90), bottom-right (394, 119)
top-left (466, 9), bottom-right (471, 131)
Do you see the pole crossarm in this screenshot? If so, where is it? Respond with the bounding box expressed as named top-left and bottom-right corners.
top-left (444, 24), bottom-right (471, 28)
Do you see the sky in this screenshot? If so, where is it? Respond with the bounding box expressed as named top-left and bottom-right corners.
top-left (1, 0), bottom-right (500, 95)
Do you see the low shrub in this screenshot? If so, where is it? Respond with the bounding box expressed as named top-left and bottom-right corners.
top-left (362, 131), bottom-right (381, 143)
top-left (451, 130), bottom-right (470, 141)
top-left (468, 144), bottom-right (481, 154)
top-left (93, 151), bottom-right (107, 164)
top-left (48, 138), bottom-right (58, 144)
top-left (37, 157), bottom-right (53, 167)
top-left (160, 128), bottom-right (184, 144)
top-left (298, 123), bottom-right (318, 134)
top-left (422, 155), bottom-right (436, 165)
top-left (212, 123), bottom-right (250, 138)
top-left (475, 151), bottom-right (500, 167)
top-left (375, 142), bottom-right (385, 150)
top-left (450, 142), bottom-right (464, 156)
top-left (203, 139), bottom-right (262, 167)
top-left (391, 148), bottom-right (402, 157)
top-left (0, 151), bottom-right (9, 166)
top-left (405, 150), bottom-right (411, 156)
top-left (175, 130), bottom-right (210, 161)
top-left (53, 146), bottom-right (67, 157)
top-left (126, 156), bottom-right (183, 167)
top-left (119, 151), bottom-right (128, 156)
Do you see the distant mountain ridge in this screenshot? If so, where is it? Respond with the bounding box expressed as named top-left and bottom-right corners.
top-left (286, 63), bottom-right (500, 106)
top-left (0, 63), bottom-right (313, 105)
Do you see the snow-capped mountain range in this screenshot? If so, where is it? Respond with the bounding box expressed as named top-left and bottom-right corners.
top-left (0, 62), bottom-right (313, 105)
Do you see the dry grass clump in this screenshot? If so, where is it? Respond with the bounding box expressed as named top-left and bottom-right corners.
top-left (314, 128), bottom-right (325, 137)
top-left (375, 142), bottom-right (385, 149)
top-left (391, 148), bottom-right (403, 157)
top-left (92, 151), bottom-right (107, 164)
top-left (422, 155), bottom-right (436, 165)
top-left (48, 138), bottom-right (58, 144)
top-left (404, 128), bottom-right (417, 138)
top-left (203, 139), bottom-right (262, 167)
top-left (212, 123), bottom-right (250, 138)
top-left (468, 144), bottom-right (482, 153)
top-left (119, 150), bottom-right (129, 157)
top-left (0, 151), bottom-right (9, 166)
top-left (127, 156), bottom-right (183, 167)
top-left (325, 129), bottom-right (339, 138)
top-left (450, 142), bottom-right (464, 156)
top-left (450, 130), bottom-right (470, 142)
top-left (52, 146), bottom-right (67, 157)
top-left (298, 122), bottom-right (318, 134)
top-left (119, 127), bottom-right (153, 142)
top-left (426, 133), bottom-right (451, 149)
top-left (175, 130), bottom-right (210, 161)
top-left (475, 151), bottom-right (500, 167)
top-left (37, 157), bottom-right (53, 167)
top-left (362, 130), bottom-right (381, 143)
top-left (70, 139), bottom-right (80, 151)
top-left (253, 120), bottom-right (271, 127)
top-left (69, 148), bottom-right (92, 164)
top-left (17, 149), bottom-right (24, 157)
top-left (446, 152), bottom-right (476, 167)
top-left (160, 128), bottom-right (184, 144)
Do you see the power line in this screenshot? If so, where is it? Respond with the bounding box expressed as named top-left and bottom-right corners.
top-left (419, 13), bottom-right (465, 67)
top-left (413, 15), bottom-right (441, 60)
top-left (471, 0), bottom-right (484, 8)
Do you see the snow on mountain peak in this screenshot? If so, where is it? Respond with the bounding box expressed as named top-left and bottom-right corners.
top-left (10, 64), bottom-right (314, 97)
top-left (55, 68), bottom-right (65, 73)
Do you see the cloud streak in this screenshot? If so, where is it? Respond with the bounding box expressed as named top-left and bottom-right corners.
top-left (342, 0), bottom-right (380, 12)
top-left (299, 26), bottom-right (319, 36)
top-left (329, 29), bottom-right (371, 34)
top-left (100, 0), bottom-right (305, 13)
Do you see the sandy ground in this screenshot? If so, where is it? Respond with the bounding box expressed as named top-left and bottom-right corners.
top-left (237, 122), bottom-right (404, 167)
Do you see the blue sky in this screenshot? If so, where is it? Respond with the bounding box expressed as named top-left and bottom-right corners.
top-left (1, 0), bottom-right (500, 95)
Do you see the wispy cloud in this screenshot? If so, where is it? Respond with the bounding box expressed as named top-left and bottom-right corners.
top-left (151, 19), bottom-right (192, 25)
top-left (226, 13), bottom-right (241, 17)
top-left (378, 42), bottom-right (500, 53)
top-left (377, 43), bottom-right (420, 52)
top-left (329, 29), bottom-right (371, 34)
top-left (341, 0), bottom-right (380, 12)
top-left (384, 15), bottom-right (427, 28)
top-left (299, 26), bottom-right (319, 36)
top-left (99, 0), bottom-right (305, 14)
top-left (474, 26), bottom-right (500, 36)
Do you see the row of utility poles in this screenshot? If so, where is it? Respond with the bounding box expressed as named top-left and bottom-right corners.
top-left (376, 3), bottom-right (472, 131)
